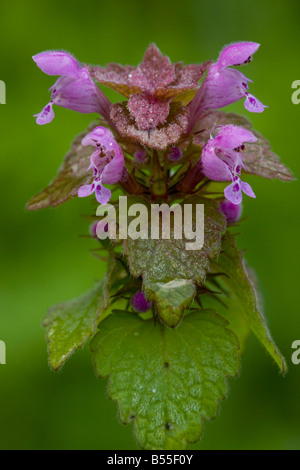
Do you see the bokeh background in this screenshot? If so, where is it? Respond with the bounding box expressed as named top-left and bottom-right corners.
top-left (0, 0), bottom-right (299, 450)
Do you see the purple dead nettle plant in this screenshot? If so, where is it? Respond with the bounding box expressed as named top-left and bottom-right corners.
top-left (28, 43), bottom-right (293, 450)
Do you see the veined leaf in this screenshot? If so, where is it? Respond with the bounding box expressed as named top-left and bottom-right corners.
top-left (124, 196), bottom-right (226, 327)
top-left (124, 196), bottom-right (226, 284)
top-left (209, 233), bottom-right (287, 373)
top-left (27, 123), bottom-right (97, 210)
top-left (91, 310), bottom-right (240, 450)
top-left (44, 278), bottom-right (110, 370)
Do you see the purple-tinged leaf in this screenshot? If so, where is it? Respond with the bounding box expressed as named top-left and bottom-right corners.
top-left (130, 44), bottom-right (175, 92)
top-left (88, 47), bottom-right (210, 107)
top-left (110, 102), bottom-right (188, 149)
top-left (87, 63), bottom-right (140, 98)
top-left (171, 61), bottom-right (211, 89)
top-left (128, 93), bottom-right (170, 130)
top-left (27, 123), bottom-right (98, 210)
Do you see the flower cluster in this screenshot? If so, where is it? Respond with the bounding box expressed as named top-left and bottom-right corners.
top-left (33, 42), bottom-right (267, 208)
top-left (30, 44), bottom-right (292, 449)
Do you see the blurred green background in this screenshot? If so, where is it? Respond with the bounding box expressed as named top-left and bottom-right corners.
top-left (0, 0), bottom-right (299, 450)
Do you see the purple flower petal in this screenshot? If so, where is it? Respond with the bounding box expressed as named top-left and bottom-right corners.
top-left (82, 127), bottom-right (125, 185)
top-left (244, 93), bottom-right (267, 113)
top-left (218, 42), bottom-right (260, 69)
top-left (53, 75), bottom-right (104, 114)
top-left (202, 143), bottom-right (232, 181)
top-left (101, 151), bottom-right (124, 185)
top-left (215, 147), bottom-right (242, 170)
top-left (50, 75), bottom-right (76, 95)
top-left (89, 151), bottom-right (108, 173)
top-left (187, 68), bottom-right (248, 131)
top-left (33, 51), bottom-right (81, 78)
top-left (215, 124), bottom-right (257, 149)
top-left (34, 102), bottom-right (55, 125)
top-left (94, 184), bottom-right (111, 204)
top-left (224, 180), bottom-right (243, 205)
top-left (81, 127), bottom-right (120, 155)
top-left (241, 181), bottom-right (256, 198)
top-left (78, 183), bottom-right (95, 198)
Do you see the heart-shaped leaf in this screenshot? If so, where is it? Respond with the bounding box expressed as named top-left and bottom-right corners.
top-left (91, 310), bottom-right (240, 450)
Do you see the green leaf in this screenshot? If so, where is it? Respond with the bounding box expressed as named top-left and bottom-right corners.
top-left (124, 196), bottom-right (226, 284)
top-left (209, 233), bottom-right (287, 373)
top-left (91, 310), bottom-right (240, 450)
top-left (124, 196), bottom-right (226, 327)
top-left (195, 111), bottom-right (294, 181)
top-left (200, 283), bottom-right (251, 353)
top-left (144, 279), bottom-right (196, 327)
top-left (44, 279), bottom-right (110, 370)
top-left (27, 123), bottom-right (97, 210)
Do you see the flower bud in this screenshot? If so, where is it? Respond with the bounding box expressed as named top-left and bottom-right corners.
top-left (220, 199), bottom-right (242, 223)
top-left (134, 149), bottom-right (149, 164)
top-left (131, 290), bottom-right (152, 313)
top-left (167, 147), bottom-right (182, 162)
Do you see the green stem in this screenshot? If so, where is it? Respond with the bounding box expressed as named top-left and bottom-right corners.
top-left (150, 150), bottom-right (168, 200)
top-left (119, 170), bottom-right (145, 195)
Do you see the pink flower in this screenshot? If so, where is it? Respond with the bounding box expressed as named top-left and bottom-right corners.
top-left (33, 51), bottom-right (111, 124)
top-left (78, 127), bottom-right (125, 204)
top-left (188, 42), bottom-right (267, 131)
top-left (201, 125), bottom-right (257, 205)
